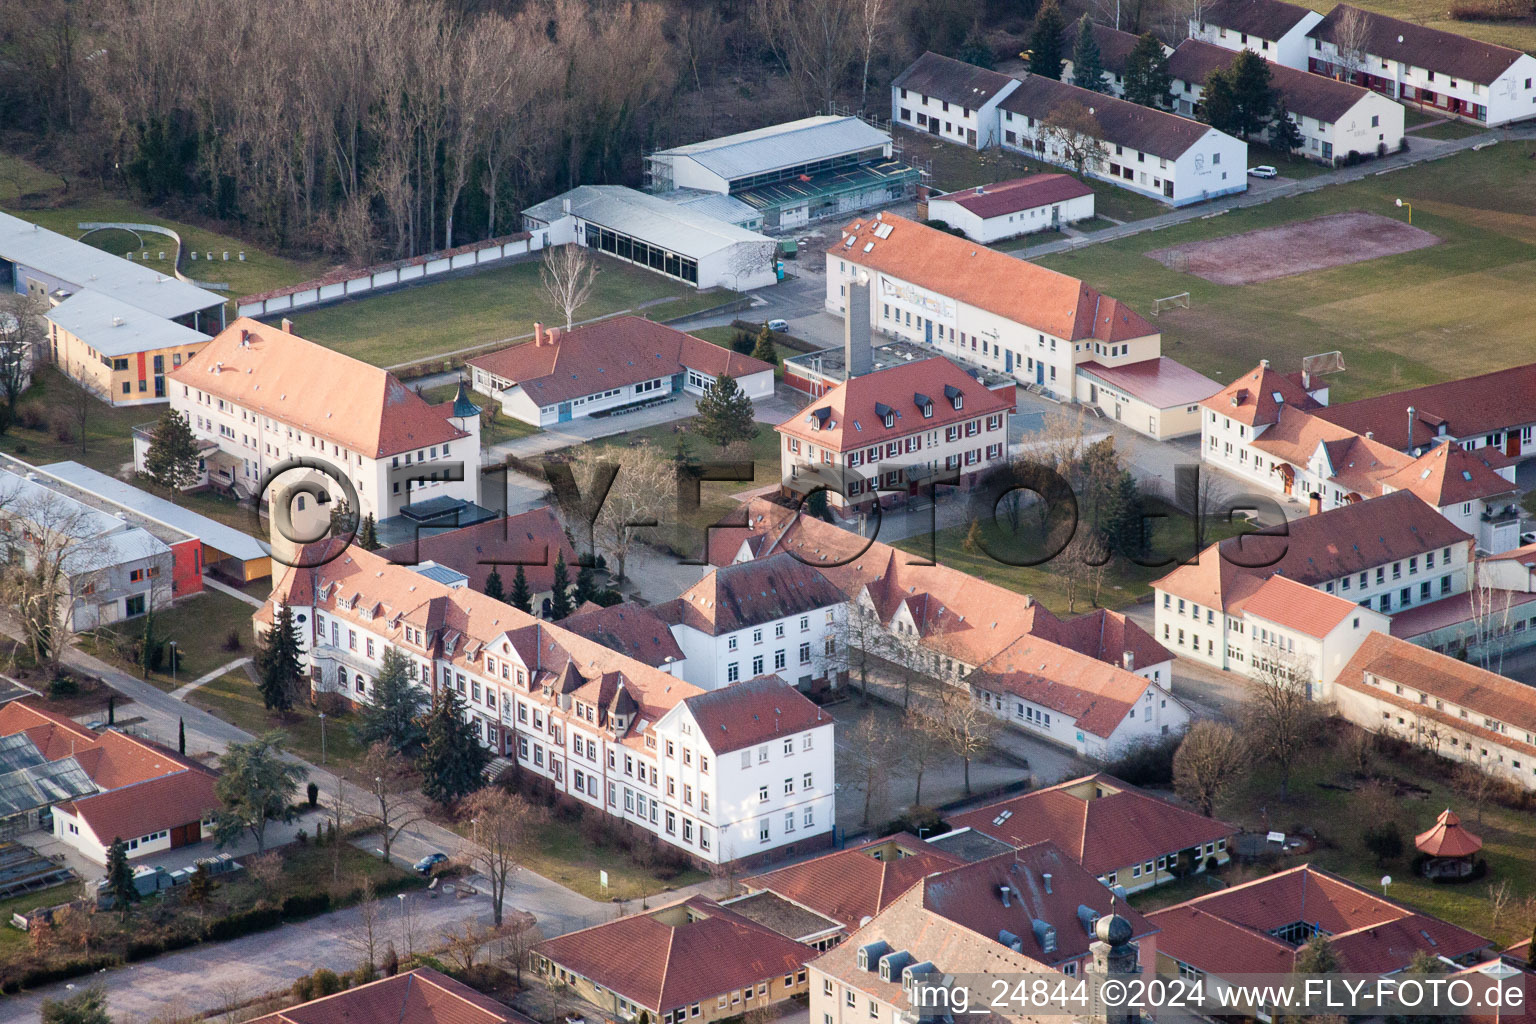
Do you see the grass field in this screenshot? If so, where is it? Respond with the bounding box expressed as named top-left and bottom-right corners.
top-left (91, 589), bottom-right (259, 694)
top-left (190, 670), bottom-right (366, 769)
top-left (894, 501), bottom-right (1253, 616)
top-left (289, 256), bottom-right (736, 369)
top-left (508, 819), bottom-right (710, 901)
top-left (0, 366), bottom-right (148, 476)
top-left (896, 128), bottom-right (1169, 225)
top-left (1131, 730), bottom-right (1536, 947)
top-left (418, 381), bottom-right (541, 445)
top-left (1317, 0), bottom-right (1536, 55)
top-left (1036, 142), bottom-right (1536, 404)
top-left (0, 158), bottom-right (327, 318)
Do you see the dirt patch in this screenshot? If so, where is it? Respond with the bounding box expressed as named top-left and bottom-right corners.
top-left (1146, 211), bottom-right (1440, 285)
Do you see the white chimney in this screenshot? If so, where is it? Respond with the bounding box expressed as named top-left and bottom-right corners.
top-left (1122, 650), bottom-right (1135, 672)
top-left (1260, 358), bottom-right (1270, 369)
top-left (534, 322), bottom-right (545, 346)
top-left (1043, 873), bottom-right (1053, 894)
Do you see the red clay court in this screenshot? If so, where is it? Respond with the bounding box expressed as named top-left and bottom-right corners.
top-left (1146, 210), bottom-right (1439, 285)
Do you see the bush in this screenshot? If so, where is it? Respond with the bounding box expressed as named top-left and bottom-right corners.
top-left (52, 414), bottom-right (74, 444)
top-left (222, 629), bottom-right (243, 651)
top-left (1103, 735), bottom-right (1180, 787)
top-left (354, 961), bottom-right (379, 986)
top-left (312, 968), bottom-right (343, 997)
top-left (48, 676), bottom-right (79, 698)
top-left (206, 905), bottom-right (283, 941)
top-left (307, 781), bottom-right (320, 807)
top-left (16, 403), bottom-right (46, 430)
top-left (281, 892), bottom-right (331, 918)
top-left (1450, 0), bottom-right (1530, 19)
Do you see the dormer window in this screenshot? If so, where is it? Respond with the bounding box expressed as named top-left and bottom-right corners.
top-left (914, 393), bottom-right (934, 418)
top-left (884, 413), bottom-right (895, 428)
top-left (874, 402), bottom-right (896, 429)
top-left (944, 384), bottom-right (963, 410)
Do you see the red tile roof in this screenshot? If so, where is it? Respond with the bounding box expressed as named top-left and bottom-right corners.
top-left (665, 552), bottom-right (849, 635)
top-left (831, 214), bottom-right (1155, 343)
top-left (945, 774), bottom-right (1234, 877)
top-left (560, 602), bottom-right (686, 668)
top-left (1313, 362), bottom-right (1536, 451)
top-left (1387, 588), bottom-right (1536, 639)
top-left (1339, 631), bottom-right (1536, 741)
top-left (1415, 809), bottom-right (1483, 859)
top-left (466, 316), bottom-right (771, 407)
top-left (245, 967), bottom-right (528, 1024)
top-left (932, 174), bottom-right (1094, 220)
top-left (1077, 357), bottom-right (1221, 410)
top-left (1148, 864), bottom-right (1490, 976)
top-left (919, 842), bottom-right (1159, 967)
top-left (1202, 362), bottom-right (1323, 427)
top-left (680, 674), bottom-right (831, 755)
top-left (1380, 442), bottom-right (1517, 508)
top-left (1239, 575), bottom-right (1362, 639)
top-left (742, 834), bottom-right (966, 929)
top-left (169, 319), bottom-right (466, 459)
top-left (378, 507), bottom-right (579, 595)
top-left (57, 767), bottom-right (219, 844)
top-left (533, 896), bottom-right (813, 1015)
top-left (775, 356), bottom-right (1011, 450)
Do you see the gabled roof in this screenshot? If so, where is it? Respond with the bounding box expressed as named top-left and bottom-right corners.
top-left (378, 507), bottom-right (579, 595)
top-left (245, 967), bottom-right (527, 1024)
top-left (1308, 4), bottom-right (1529, 87)
top-left (1239, 574), bottom-right (1363, 639)
top-left (1198, 0), bottom-right (1318, 40)
top-left (467, 316), bottom-right (771, 408)
top-left (1148, 864), bottom-right (1490, 976)
top-left (931, 174), bottom-right (1094, 219)
top-left (892, 52), bottom-right (1020, 107)
top-left (999, 74), bottom-right (1220, 161)
top-left (742, 833), bottom-right (966, 930)
top-left (560, 601), bottom-right (686, 668)
top-left (1313, 362), bottom-right (1536, 451)
top-left (533, 895), bottom-right (813, 1014)
top-left (57, 766), bottom-right (218, 843)
top-left (828, 214), bottom-right (1155, 345)
top-left (1202, 361), bottom-right (1324, 427)
top-left (680, 674), bottom-right (830, 755)
top-left (968, 634), bottom-right (1161, 739)
top-left (1064, 18), bottom-right (1143, 77)
top-left (945, 774), bottom-right (1235, 876)
top-left (667, 552), bottom-right (849, 635)
top-left (170, 319), bottom-right (465, 459)
top-left (1170, 38), bottom-right (1382, 123)
top-left (775, 355), bottom-right (1011, 450)
top-left (1076, 357), bottom-right (1221, 410)
top-left (1339, 631), bottom-right (1536, 741)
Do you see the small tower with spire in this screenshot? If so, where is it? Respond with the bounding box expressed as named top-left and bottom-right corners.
top-left (1086, 901), bottom-right (1140, 1024)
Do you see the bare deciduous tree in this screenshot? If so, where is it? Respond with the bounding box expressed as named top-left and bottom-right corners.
top-left (905, 706), bottom-right (950, 808)
top-left (343, 878), bottom-right (385, 972)
top-left (1452, 759), bottom-right (1497, 825)
top-left (360, 742), bottom-right (424, 865)
top-left (840, 712), bottom-right (901, 826)
top-left (938, 685), bottom-right (1001, 796)
top-left (1041, 101), bottom-right (1111, 179)
top-left (566, 442), bottom-right (674, 583)
top-left (1330, 6), bottom-right (1372, 86)
top-left (0, 292), bottom-right (44, 425)
top-left (1172, 720), bottom-right (1247, 816)
top-left (540, 244), bottom-right (598, 331)
top-left (1243, 653), bottom-right (1320, 799)
top-left (829, 596), bottom-right (892, 701)
top-left (754, 0), bottom-right (862, 113)
top-left (463, 786), bottom-right (546, 927)
top-left (498, 910), bottom-right (541, 985)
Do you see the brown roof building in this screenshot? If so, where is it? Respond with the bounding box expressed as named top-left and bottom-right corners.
top-left (467, 317), bottom-right (774, 428)
top-left (533, 895), bottom-right (814, 1024)
top-left (246, 967), bottom-right (529, 1024)
top-left (1313, 361), bottom-right (1536, 457)
top-left (999, 75), bottom-right (1220, 161)
top-left (378, 506), bottom-right (579, 605)
top-left (944, 774), bottom-right (1235, 891)
top-left (1308, 3), bottom-right (1532, 88)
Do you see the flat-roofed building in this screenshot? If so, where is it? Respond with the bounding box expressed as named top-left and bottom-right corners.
top-left (646, 115), bottom-right (919, 230)
top-left (522, 187), bottom-right (778, 290)
top-left (46, 289), bottom-right (212, 405)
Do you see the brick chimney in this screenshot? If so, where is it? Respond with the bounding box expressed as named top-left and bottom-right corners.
top-left (280, 318), bottom-right (293, 334)
top-left (534, 322), bottom-right (544, 346)
top-left (548, 326), bottom-right (560, 345)
top-left (1308, 492), bottom-right (1322, 515)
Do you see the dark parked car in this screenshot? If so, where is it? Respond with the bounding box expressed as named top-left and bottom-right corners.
top-left (413, 852), bottom-right (448, 875)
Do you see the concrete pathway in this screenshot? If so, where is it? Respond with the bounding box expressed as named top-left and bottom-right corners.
top-left (170, 656), bottom-right (251, 700)
top-left (204, 575), bottom-right (264, 608)
top-left (1009, 124), bottom-right (1536, 261)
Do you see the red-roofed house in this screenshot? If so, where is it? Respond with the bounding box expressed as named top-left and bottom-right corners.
top-left (775, 355), bottom-right (1012, 510)
top-left (261, 544), bottom-right (834, 864)
top-left (468, 317), bottom-right (773, 427)
top-left (246, 967), bottom-right (529, 1024)
top-left (1332, 631), bottom-right (1536, 791)
top-left (0, 702), bottom-right (220, 864)
top-left (1148, 864), bottom-right (1492, 988)
top-left (828, 213), bottom-right (1214, 439)
top-left (149, 318), bottom-right (480, 523)
top-left (925, 175), bottom-right (1094, 243)
top-left (532, 895), bottom-right (814, 1024)
top-left (943, 774), bottom-right (1235, 893)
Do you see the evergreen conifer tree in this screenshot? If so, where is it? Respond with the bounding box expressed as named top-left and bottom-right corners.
top-left (484, 567), bottom-right (505, 601)
top-left (1028, 0), bottom-right (1068, 80)
top-left (357, 513), bottom-right (380, 550)
top-left (417, 688), bottom-right (490, 806)
top-left (105, 838), bottom-right (137, 915)
top-left (143, 408), bottom-right (200, 501)
top-left (509, 564), bottom-right (533, 613)
top-left (257, 603), bottom-right (304, 712)
top-left (695, 374), bottom-right (758, 450)
top-left (549, 552), bottom-right (573, 620)
top-left (1123, 32), bottom-right (1173, 108)
top-left (351, 647), bottom-right (427, 753)
top-left (1072, 18), bottom-right (1110, 92)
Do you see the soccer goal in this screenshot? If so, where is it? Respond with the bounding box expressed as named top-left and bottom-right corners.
top-left (1151, 292), bottom-right (1191, 316)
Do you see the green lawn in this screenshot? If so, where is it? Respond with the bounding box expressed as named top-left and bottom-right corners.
top-left (511, 818), bottom-right (709, 901)
top-left (1250, 145), bottom-right (1335, 179)
top-left (289, 255), bottom-right (737, 371)
top-left (0, 882), bottom-right (77, 955)
top-left (90, 589), bottom-right (259, 693)
top-left (417, 382), bottom-right (541, 446)
top-left (897, 128), bottom-right (1169, 224)
top-left (0, 152), bottom-right (68, 203)
top-left (1315, 0), bottom-right (1536, 55)
top-left (894, 501), bottom-right (1254, 616)
top-left (995, 229), bottom-right (1068, 251)
top-left (1037, 143), bottom-right (1536, 404)
top-left (190, 671), bottom-right (366, 769)
top-left (1409, 119), bottom-right (1488, 140)
top-left (2, 192), bottom-right (326, 320)
top-left (1216, 732), bottom-right (1536, 947)
top-left (0, 366), bottom-right (148, 476)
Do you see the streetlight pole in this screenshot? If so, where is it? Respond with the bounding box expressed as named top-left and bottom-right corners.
top-left (318, 712), bottom-right (327, 765)
top-left (1395, 198), bottom-right (1413, 225)
top-left (168, 640), bottom-right (178, 685)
